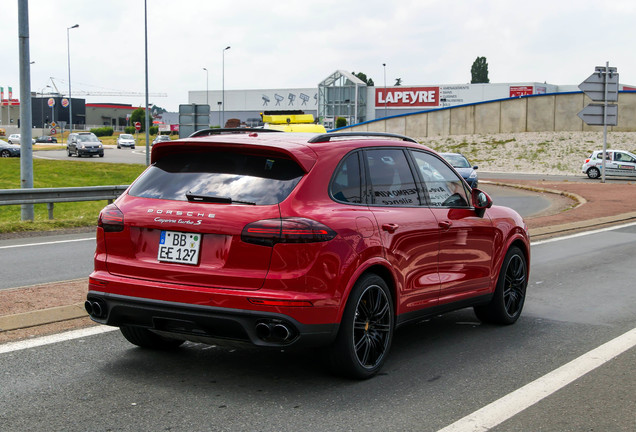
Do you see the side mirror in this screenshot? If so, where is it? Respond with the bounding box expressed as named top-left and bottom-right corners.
top-left (473, 165), bottom-right (479, 170)
top-left (471, 188), bottom-right (492, 217)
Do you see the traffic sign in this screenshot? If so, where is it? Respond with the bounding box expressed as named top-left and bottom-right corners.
top-left (134, 122), bottom-right (141, 131)
top-left (51, 121), bottom-right (57, 128)
top-left (50, 128), bottom-right (57, 135)
top-left (578, 66), bottom-right (619, 102)
top-left (577, 103), bottom-right (618, 126)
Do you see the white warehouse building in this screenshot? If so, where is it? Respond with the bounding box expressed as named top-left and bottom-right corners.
top-left (188, 70), bottom-right (586, 128)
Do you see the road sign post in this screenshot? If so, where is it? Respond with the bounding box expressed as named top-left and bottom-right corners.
top-left (578, 63), bottom-right (619, 183)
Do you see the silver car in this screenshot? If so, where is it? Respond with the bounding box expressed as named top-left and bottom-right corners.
top-left (117, 134), bottom-right (136, 149)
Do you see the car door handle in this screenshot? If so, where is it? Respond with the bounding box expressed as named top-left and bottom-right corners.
top-left (382, 223), bottom-right (399, 233)
top-left (438, 220), bottom-right (452, 230)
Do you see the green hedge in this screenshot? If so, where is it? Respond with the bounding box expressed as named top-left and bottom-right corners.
top-left (90, 127), bottom-right (114, 137)
top-left (124, 126), bottom-right (136, 134)
top-left (335, 117), bottom-right (347, 128)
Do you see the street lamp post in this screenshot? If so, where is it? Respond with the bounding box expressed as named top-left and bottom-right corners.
top-left (382, 63), bottom-right (387, 118)
top-left (222, 46), bottom-right (230, 127)
top-left (67, 24), bottom-right (79, 136)
top-left (203, 67), bottom-right (209, 110)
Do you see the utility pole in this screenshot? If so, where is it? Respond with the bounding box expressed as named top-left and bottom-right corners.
top-left (18, 0), bottom-right (34, 220)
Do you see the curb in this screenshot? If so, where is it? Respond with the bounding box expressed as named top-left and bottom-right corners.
top-left (0, 303), bottom-right (87, 332)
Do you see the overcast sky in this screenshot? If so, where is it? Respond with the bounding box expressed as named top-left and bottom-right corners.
top-left (3, 0), bottom-right (636, 112)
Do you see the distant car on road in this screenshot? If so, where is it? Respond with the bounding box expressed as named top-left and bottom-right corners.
top-left (152, 135), bottom-right (171, 145)
top-left (35, 135), bottom-right (58, 143)
top-left (7, 134), bottom-right (35, 145)
top-left (67, 132), bottom-right (104, 157)
top-left (441, 152), bottom-right (479, 188)
top-left (582, 149), bottom-right (636, 179)
top-left (0, 139), bottom-right (21, 157)
top-left (117, 134), bottom-right (136, 149)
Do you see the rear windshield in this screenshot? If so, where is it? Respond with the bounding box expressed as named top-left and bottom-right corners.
top-left (128, 152), bottom-right (304, 205)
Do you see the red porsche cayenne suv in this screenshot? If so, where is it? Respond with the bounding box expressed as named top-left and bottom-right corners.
top-left (86, 130), bottom-right (530, 379)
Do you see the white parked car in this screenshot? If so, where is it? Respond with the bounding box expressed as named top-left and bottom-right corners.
top-left (117, 134), bottom-right (136, 149)
top-left (7, 134), bottom-right (35, 145)
top-left (582, 149), bottom-right (636, 179)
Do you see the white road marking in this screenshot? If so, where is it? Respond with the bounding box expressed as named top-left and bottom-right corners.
top-left (531, 221), bottom-right (636, 246)
top-left (0, 236), bottom-right (95, 249)
top-left (437, 327), bottom-right (636, 432)
top-left (0, 326), bottom-right (118, 355)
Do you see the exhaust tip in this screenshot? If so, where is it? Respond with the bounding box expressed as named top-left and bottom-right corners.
top-left (85, 299), bottom-right (106, 318)
top-left (272, 324), bottom-right (291, 342)
top-left (84, 300), bottom-right (94, 316)
top-left (255, 322), bottom-right (271, 340)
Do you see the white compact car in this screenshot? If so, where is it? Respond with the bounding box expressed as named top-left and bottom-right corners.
top-left (582, 149), bottom-right (636, 179)
top-left (117, 134), bottom-right (136, 149)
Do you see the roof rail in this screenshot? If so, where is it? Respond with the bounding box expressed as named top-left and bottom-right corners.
top-left (188, 128), bottom-right (283, 138)
top-left (308, 131), bottom-right (417, 143)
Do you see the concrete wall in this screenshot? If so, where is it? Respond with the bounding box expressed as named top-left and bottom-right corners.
top-left (347, 91), bottom-right (636, 136)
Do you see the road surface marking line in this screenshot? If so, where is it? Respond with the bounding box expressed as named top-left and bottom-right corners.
top-left (0, 325), bottom-right (118, 355)
top-left (532, 221), bottom-right (636, 246)
top-left (0, 236), bottom-right (95, 249)
top-left (437, 326), bottom-right (636, 432)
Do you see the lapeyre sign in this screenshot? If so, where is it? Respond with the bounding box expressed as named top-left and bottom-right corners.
top-left (376, 87), bottom-right (439, 107)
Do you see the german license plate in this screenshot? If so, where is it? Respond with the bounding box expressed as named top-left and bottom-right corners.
top-left (158, 231), bottom-right (201, 265)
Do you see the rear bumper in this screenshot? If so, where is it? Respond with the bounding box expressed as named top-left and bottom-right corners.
top-left (87, 290), bottom-right (339, 348)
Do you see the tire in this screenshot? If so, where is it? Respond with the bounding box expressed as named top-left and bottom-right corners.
top-left (119, 326), bottom-right (185, 350)
top-left (329, 273), bottom-right (394, 379)
top-left (587, 167), bottom-right (600, 179)
top-left (117, 145), bottom-right (121, 149)
top-left (67, 148), bottom-right (72, 157)
top-left (1, 150), bottom-right (10, 157)
top-left (474, 246), bottom-right (527, 325)
top-left (99, 154), bottom-right (104, 158)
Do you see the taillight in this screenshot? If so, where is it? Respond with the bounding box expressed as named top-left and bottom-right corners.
top-left (98, 203), bottom-right (124, 232)
top-left (585, 159), bottom-right (590, 163)
top-left (241, 217), bottom-right (336, 246)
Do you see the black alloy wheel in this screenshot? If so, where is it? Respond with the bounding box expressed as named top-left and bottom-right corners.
top-left (329, 273), bottom-right (394, 379)
top-left (474, 246), bottom-right (527, 325)
top-left (1, 150), bottom-right (10, 157)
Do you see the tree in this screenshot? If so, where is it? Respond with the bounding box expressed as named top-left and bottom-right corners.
top-left (352, 71), bottom-right (375, 86)
top-left (394, 78), bottom-right (402, 86)
top-left (130, 108), bottom-right (146, 132)
top-left (471, 57), bottom-right (489, 83)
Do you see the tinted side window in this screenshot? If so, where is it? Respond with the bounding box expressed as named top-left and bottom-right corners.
top-left (128, 152), bottom-right (304, 205)
top-left (410, 151), bottom-right (470, 207)
top-left (330, 152), bottom-right (362, 204)
top-left (366, 149), bottom-right (420, 206)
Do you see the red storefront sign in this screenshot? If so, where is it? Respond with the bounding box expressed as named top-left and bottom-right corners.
top-left (510, 86), bottom-right (534, 97)
top-left (376, 87), bottom-right (439, 107)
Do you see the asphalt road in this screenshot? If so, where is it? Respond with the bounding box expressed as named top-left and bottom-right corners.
top-left (1, 225), bottom-right (635, 431)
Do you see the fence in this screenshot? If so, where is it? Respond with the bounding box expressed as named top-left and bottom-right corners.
top-left (0, 185), bottom-right (129, 220)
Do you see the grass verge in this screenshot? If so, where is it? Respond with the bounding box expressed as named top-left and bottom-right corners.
top-left (0, 158), bottom-right (145, 233)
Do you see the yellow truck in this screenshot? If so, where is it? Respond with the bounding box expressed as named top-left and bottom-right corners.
top-left (261, 112), bottom-right (326, 133)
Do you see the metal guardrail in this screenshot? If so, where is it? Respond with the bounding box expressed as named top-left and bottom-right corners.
top-left (0, 185), bottom-right (129, 220)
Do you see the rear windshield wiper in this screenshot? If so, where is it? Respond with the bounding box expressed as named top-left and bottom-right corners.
top-left (186, 192), bottom-right (256, 205)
